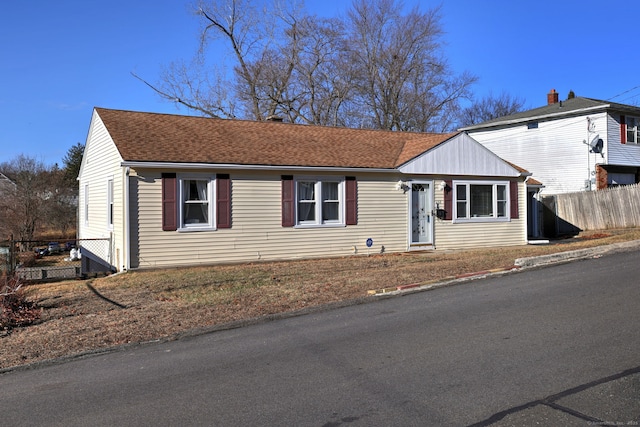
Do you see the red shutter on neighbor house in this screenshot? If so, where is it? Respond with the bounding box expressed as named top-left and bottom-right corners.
top-left (621, 115), bottom-right (627, 144)
top-left (510, 181), bottom-right (519, 219)
top-left (216, 174), bottom-right (231, 229)
top-left (281, 175), bottom-right (295, 227)
top-left (444, 180), bottom-right (453, 220)
top-left (345, 176), bottom-right (357, 225)
top-left (161, 173), bottom-right (177, 231)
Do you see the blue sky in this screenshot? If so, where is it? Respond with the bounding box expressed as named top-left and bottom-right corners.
top-left (2, 0), bottom-right (639, 167)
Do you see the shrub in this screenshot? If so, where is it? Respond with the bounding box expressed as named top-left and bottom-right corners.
top-left (19, 251), bottom-right (37, 267)
top-left (1, 272), bottom-right (41, 333)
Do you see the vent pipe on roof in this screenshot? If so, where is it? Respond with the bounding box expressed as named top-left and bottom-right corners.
top-left (547, 89), bottom-right (559, 105)
top-left (266, 115), bottom-right (284, 122)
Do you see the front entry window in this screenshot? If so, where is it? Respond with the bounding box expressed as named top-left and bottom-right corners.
top-left (454, 181), bottom-right (509, 222)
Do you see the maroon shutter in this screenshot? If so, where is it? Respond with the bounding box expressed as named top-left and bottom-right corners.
top-left (161, 173), bottom-right (177, 231)
top-left (443, 180), bottom-right (453, 220)
top-left (345, 176), bottom-right (357, 225)
top-left (510, 181), bottom-right (519, 219)
top-left (621, 115), bottom-right (627, 144)
top-left (282, 175), bottom-right (295, 227)
top-left (217, 174), bottom-right (231, 229)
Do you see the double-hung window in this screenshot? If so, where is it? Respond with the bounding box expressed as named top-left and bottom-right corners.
top-left (627, 117), bottom-right (639, 144)
top-left (454, 181), bottom-right (509, 222)
top-left (84, 184), bottom-right (89, 225)
top-left (179, 175), bottom-right (215, 231)
top-left (296, 178), bottom-right (343, 226)
top-left (107, 178), bottom-right (114, 230)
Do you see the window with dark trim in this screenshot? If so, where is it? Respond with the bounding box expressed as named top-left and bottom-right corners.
top-left (282, 175), bottom-right (357, 227)
top-left (161, 173), bottom-right (232, 231)
top-left (453, 181), bottom-right (511, 222)
top-left (181, 177), bottom-right (212, 229)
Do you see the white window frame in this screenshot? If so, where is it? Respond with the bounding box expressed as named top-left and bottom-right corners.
top-left (84, 184), bottom-right (89, 226)
top-left (295, 176), bottom-right (345, 228)
top-left (107, 178), bottom-right (114, 230)
top-left (453, 180), bottom-right (510, 223)
top-left (627, 116), bottom-right (639, 144)
top-left (177, 174), bottom-right (216, 232)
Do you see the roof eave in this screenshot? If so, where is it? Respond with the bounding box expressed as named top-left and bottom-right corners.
top-left (120, 161), bottom-right (398, 174)
top-left (459, 104), bottom-right (610, 131)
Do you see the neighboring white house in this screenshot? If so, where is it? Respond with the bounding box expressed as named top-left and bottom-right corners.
top-left (461, 89), bottom-right (640, 195)
top-left (78, 107), bottom-right (529, 272)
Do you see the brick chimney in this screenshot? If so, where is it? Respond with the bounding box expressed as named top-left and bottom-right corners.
top-left (547, 88), bottom-right (559, 105)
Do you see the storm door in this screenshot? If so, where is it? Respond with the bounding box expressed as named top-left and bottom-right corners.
top-left (410, 182), bottom-right (433, 245)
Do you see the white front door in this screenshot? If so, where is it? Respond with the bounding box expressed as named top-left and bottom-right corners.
top-left (410, 182), bottom-right (433, 245)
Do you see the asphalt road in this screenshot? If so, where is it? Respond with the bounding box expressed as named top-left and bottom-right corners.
top-left (1, 249), bottom-right (639, 426)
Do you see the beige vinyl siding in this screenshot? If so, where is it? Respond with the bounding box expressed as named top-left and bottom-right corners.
top-left (131, 170), bottom-right (409, 268)
top-left (433, 180), bottom-right (527, 250)
top-left (78, 113), bottom-right (125, 270)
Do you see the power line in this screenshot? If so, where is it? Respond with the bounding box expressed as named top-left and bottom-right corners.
top-left (607, 84), bottom-right (640, 101)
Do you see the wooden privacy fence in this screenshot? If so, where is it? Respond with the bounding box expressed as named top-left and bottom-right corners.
top-left (543, 183), bottom-right (640, 232)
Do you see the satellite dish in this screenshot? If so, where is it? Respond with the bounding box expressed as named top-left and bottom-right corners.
top-left (584, 134), bottom-right (604, 157)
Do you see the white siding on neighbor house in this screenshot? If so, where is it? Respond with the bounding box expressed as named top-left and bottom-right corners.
top-left (131, 169), bottom-right (410, 268)
top-left (606, 113), bottom-right (640, 166)
top-left (431, 179), bottom-right (527, 250)
top-left (78, 113), bottom-right (125, 270)
top-left (468, 114), bottom-right (606, 194)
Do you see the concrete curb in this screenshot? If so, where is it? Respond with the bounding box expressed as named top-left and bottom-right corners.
top-left (514, 239), bottom-right (640, 267)
top-left (368, 239), bottom-right (640, 296)
top-left (367, 266), bottom-right (522, 296)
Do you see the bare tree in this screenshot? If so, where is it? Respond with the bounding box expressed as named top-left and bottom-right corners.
top-left (273, 15), bottom-right (353, 125)
top-left (145, 0), bottom-right (477, 132)
top-left (44, 165), bottom-right (77, 237)
top-left (0, 155), bottom-right (50, 242)
top-left (345, 0), bottom-right (477, 131)
top-left (457, 91), bottom-right (526, 127)
top-left (136, 0), bottom-right (299, 120)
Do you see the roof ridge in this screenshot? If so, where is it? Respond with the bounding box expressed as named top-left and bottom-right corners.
top-left (94, 106), bottom-right (448, 138)
top-left (94, 107), bottom-right (458, 169)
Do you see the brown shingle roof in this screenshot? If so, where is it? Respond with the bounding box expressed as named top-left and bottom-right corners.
top-left (95, 108), bottom-right (458, 169)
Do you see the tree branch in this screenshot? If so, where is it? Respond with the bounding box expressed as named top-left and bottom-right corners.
top-left (130, 72), bottom-right (220, 118)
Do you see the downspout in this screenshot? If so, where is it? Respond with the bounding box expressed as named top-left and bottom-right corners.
top-left (124, 166), bottom-right (130, 271)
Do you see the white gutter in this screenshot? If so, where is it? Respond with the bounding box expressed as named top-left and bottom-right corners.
top-left (459, 105), bottom-right (609, 131)
top-left (120, 161), bottom-right (396, 174)
top-left (124, 166), bottom-right (130, 272)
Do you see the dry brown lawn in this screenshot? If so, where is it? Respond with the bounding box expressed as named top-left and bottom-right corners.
top-left (3, 228), bottom-right (640, 370)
